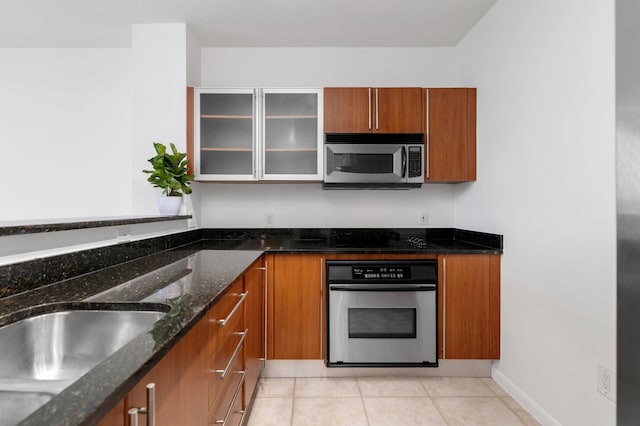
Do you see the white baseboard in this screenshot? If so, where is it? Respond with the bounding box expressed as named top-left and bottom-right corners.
top-left (263, 359), bottom-right (493, 378)
top-left (492, 365), bottom-right (561, 426)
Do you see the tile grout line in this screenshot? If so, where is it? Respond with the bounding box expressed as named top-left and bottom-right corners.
top-left (496, 396), bottom-right (529, 425)
top-left (419, 378), bottom-right (451, 426)
top-left (483, 378), bottom-right (529, 425)
top-left (290, 377), bottom-right (296, 426)
top-left (356, 377), bottom-right (371, 426)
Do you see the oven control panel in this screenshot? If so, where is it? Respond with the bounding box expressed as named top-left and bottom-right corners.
top-left (352, 266), bottom-right (412, 280)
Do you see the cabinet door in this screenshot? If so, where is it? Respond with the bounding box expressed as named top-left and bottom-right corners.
top-left (426, 88), bottom-right (477, 182)
top-left (268, 254), bottom-right (323, 359)
top-left (439, 255), bottom-right (500, 359)
top-left (323, 88), bottom-right (372, 133)
top-left (125, 344), bottom-right (183, 426)
top-left (195, 88), bottom-right (257, 181)
top-left (262, 89), bottom-right (323, 180)
top-left (96, 401), bottom-right (124, 426)
top-left (124, 315), bottom-right (208, 426)
top-left (375, 88), bottom-right (423, 133)
top-left (244, 258), bottom-right (265, 404)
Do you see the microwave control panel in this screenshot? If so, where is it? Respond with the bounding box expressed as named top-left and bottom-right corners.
top-left (408, 146), bottom-right (423, 178)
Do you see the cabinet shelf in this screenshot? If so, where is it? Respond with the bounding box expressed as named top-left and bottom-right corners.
top-left (201, 147), bottom-right (253, 152)
top-left (265, 115), bottom-right (318, 119)
top-left (201, 115), bottom-right (253, 119)
top-left (264, 148), bottom-right (317, 152)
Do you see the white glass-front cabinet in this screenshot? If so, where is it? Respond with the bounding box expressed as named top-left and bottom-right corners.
top-left (194, 88), bottom-right (323, 181)
top-left (195, 88), bottom-right (257, 180)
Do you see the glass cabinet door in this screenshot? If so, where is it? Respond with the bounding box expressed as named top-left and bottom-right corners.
top-left (261, 88), bottom-right (323, 180)
top-left (195, 88), bottom-right (257, 180)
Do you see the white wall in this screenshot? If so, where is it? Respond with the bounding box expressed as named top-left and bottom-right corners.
top-left (197, 47), bottom-right (460, 228)
top-left (0, 49), bottom-right (133, 220)
top-left (456, 1), bottom-right (616, 425)
top-left (131, 24), bottom-right (190, 215)
top-left (201, 47), bottom-right (459, 87)
top-left (0, 26), bottom-right (196, 264)
top-left (198, 183), bottom-right (455, 228)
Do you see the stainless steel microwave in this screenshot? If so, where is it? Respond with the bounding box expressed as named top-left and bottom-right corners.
top-left (323, 134), bottom-right (424, 189)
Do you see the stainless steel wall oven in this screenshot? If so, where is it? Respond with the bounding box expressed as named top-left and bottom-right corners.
top-left (326, 260), bottom-right (438, 367)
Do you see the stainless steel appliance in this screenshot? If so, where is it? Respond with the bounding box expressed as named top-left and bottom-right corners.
top-left (326, 260), bottom-right (438, 366)
top-left (618, 0), bottom-right (640, 422)
top-left (323, 134), bottom-right (424, 189)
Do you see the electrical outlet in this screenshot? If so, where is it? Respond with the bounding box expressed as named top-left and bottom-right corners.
top-left (419, 211), bottom-right (429, 225)
top-left (597, 363), bottom-right (616, 401)
top-left (265, 213), bottom-right (275, 227)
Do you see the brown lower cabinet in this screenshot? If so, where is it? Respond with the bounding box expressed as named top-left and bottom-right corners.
top-left (99, 252), bottom-right (499, 424)
top-left (267, 254), bottom-right (323, 359)
top-left (98, 259), bottom-right (265, 426)
top-left (438, 254), bottom-right (501, 360)
top-left (243, 257), bottom-right (266, 404)
top-left (266, 253), bottom-right (500, 362)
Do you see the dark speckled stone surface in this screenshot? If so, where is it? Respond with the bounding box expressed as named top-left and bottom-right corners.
top-left (0, 215), bottom-right (192, 236)
top-left (0, 226), bottom-right (503, 425)
top-left (0, 230), bottom-right (202, 298)
top-left (1, 249), bottom-right (263, 426)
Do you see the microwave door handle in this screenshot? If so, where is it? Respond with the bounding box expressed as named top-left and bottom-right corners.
top-left (401, 146), bottom-right (407, 179)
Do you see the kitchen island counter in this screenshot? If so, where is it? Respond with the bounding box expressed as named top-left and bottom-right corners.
top-left (0, 248), bottom-right (263, 426)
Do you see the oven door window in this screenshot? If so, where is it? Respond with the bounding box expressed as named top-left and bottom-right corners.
top-left (348, 308), bottom-right (416, 339)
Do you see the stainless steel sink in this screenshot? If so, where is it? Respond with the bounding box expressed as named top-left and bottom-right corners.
top-left (0, 304), bottom-right (168, 426)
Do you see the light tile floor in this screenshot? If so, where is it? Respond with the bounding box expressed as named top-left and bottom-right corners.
top-left (247, 377), bottom-right (540, 426)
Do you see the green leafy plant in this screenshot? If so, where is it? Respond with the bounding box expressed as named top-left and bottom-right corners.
top-left (143, 142), bottom-right (194, 196)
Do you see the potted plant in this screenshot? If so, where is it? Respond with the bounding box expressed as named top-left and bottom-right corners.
top-left (143, 142), bottom-right (194, 216)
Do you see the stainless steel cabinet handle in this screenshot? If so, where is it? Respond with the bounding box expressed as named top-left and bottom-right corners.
top-left (215, 369), bottom-right (247, 425)
top-left (213, 329), bottom-right (247, 379)
top-left (263, 260), bottom-right (268, 363)
top-left (425, 89), bottom-right (430, 179)
top-left (375, 88), bottom-right (379, 130)
top-left (128, 383), bottom-right (156, 426)
top-left (368, 88), bottom-right (372, 130)
top-left (442, 257), bottom-right (446, 359)
top-left (216, 291), bottom-right (248, 326)
top-left (319, 257), bottom-right (324, 359)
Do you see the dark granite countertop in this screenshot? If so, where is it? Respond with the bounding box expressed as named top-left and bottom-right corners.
top-left (0, 215), bottom-right (192, 236)
top-left (0, 226), bottom-right (502, 425)
top-left (0, 247), bottom-right (263, 426)
top-left (198, 227), bottom-right (503, 254)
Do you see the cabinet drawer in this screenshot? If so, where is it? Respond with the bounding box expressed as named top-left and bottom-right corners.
top-left (209, 279), bottom-right (245, 356)
top-left (209, 325), bottom-right (246, 404)
top-left (209, 349), bottom-right (245, 425)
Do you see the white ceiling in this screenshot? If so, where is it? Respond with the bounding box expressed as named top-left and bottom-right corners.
top-left (0, 0), bottom-right (497, 48)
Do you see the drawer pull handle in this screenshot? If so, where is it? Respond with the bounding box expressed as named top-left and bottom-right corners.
top-left (213, 329), bottom-right (247, 379)
top-left (216, 291), bottom-right (248, 326)
top-left (128, 383), bottom-right (155, 426)
top-left (215, 369), bottom-right (247, 425)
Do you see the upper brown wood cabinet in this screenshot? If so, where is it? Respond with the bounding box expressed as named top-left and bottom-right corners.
top-left (425, 88), bottom-right (477, 182)
top-left (324, 87), bottom-right (423, 133)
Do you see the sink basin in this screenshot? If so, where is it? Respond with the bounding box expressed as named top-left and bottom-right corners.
top-left (0, 303), bottom-right (168, 426)
top-left (0, 391), bottom-right (53, 426)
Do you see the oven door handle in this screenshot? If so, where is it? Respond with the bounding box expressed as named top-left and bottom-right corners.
top-left (329, 284), bottom-right (435, 292)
